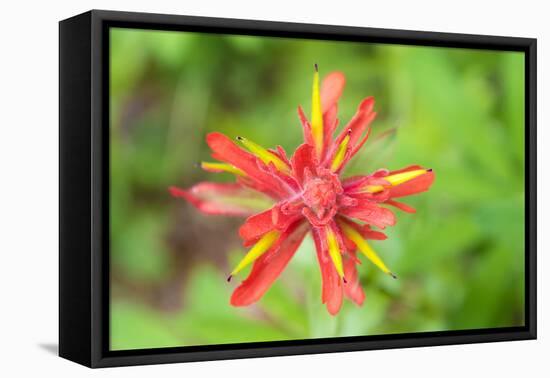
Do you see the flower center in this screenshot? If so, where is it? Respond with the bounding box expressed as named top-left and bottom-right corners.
top-left (302, 170), bottom-right (343, 219)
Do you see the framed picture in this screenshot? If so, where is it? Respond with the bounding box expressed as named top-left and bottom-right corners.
top-left (59, 10), bottom-right (537, 368)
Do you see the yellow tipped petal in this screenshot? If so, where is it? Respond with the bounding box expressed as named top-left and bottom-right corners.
top-left (330, 134), bottom-right (350, 172)
top-left (363, 185), bottom-right (384, 193)
top-left (237, 137), bottom-right (290, 174)
top-left (340, 223), bottom-right (395, 278)
top-left (385, 169), bottom-right (430, 186)
top-left (364, 169), bottom-right (431, 193)
top-left (311, 64), bottom-right (324, 157)
top-left (326, 228), bottom-right (345, 279)
top-left (230, 230), bottom-right (280, 277)
top-left (201, 162), bottom-right (245, 176)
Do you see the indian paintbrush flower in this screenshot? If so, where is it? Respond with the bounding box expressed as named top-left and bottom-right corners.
top-left (170, 65), bottom-right (435, 315)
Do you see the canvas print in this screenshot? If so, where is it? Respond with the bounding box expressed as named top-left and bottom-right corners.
top-left (109, 28), bottom-right (525, 351)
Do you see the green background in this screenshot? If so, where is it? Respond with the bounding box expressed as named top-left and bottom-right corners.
top-left (109, 28), bottom-right (525, 351)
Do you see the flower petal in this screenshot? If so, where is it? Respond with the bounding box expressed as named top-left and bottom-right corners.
top-left (239, 203), bottom-right (302, 246)
top-left (340, 221), bottom-right (395, 278)
top-left (323, 103), bottom-right (339, 146)
top-left (264, 161), bottom-right (301, 193)
top-left (388, 165), bottom-right (435, 198)
top-left (239, 208), bottom-right (274, 244)
top-left (321, 71), bottom-right (346, 112)
top-left (339, 200), bottom-right (396, 229)
top-left (230, 222), bottom-right (308, 307)
top-left (338, 217), bottom-right (387, 242)
top-left (297, 106), bottom-right (314, 147)
top-left (335, 97), bottom-right (376, 148)
top-left (312, 227), bottom-right (343, 315)
top-left (200, 162), bottom-right (245, 176)
top-left (206, 132), bottom-right (288, 198)
top-left (385, 199), bottom-right (416, 213)
top-left (310, 66), bottom-right (324, 157)
top-left (343, 252), bottom-right (365, 306)
top-left (339, 219), bottom-right (387, 252)
top-left (236, 136), bottom-right (291, 174)
top-left (271, 146), bottom-right (291, 167)
top-left (207, 132), bottom-right (258, 172)
top-left (291, 143), bottom-right (317, 186)
top-left (272, 203), bottom-right (304, 231)
top-left (230, 230), bottom-right (280, 277)
top-left (169, 183), bottom-right (273, 216)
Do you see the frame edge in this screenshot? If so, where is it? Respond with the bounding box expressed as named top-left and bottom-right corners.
top-left (59, 11), bottom-right (94, 368)
top-left (79, 9), bottom-right (537, 368)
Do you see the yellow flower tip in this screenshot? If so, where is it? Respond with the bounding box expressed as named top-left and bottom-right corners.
top-left (226, 275), bottom-right (233, 282)
top-left (340, 223), bottom-right (393, 276)
top-left (201, 161), bottom-right (245, 177)
top-left (200, 161), bottom-right (213, 169)
top-left (311, 65), bottom-right (324, 157)
top-left (326, 228), bottom-right (345, 279)
top-left (330, 133), bottom-right (350, 172)
top-left (343, 276), bottom-right (348, 284)
top-left (363, 185), bottom-right (384, 194)
top-left (314, 63), bottom-right (318, 72)
top-left (363, 168), bottom-right (431, 194)
top-left (236, 136), bottom-right (290, 174)
top-left (230, 230), bottom-right (280, 277)
top-left (385, 169), bottom-right (430, 186)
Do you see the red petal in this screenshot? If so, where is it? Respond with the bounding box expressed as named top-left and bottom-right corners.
top-left (341, 231), bottom-right (357, 252)
top-left (338, 217), bottom-right (387, 251)
top-left (302, 206), bottom-right (338, 228)
top-left (230, 222), bottom-right (308, 306)
top-left (297, 106), bottom-right (314, 147)
top-left (264, 161), bottom-right (301, 193)
top-left (312, 227), bottom-right (343, 315)
top-left (350, 109), bottom-right (376, 148)
top-left (343, 175), bottom-right (392, 202)
top-left (321, 71), bottom-right (346, 112)
top-left (169, 183), bottom-right (272, 216)
top-left (239, 203), bottom-right (303, 246)
top-left (207, 132), bottom-right (257, 172)
top-left (339, 200), bottom-right (396, 229)
top-left (323, 104), bottom-right (339, 154)
top-left (388, 166), bottom-right (435, 198)
top-left (235, 176), bottom-right (277, 197)
top-left (291, 143), bottom-right (317, 186)
top-left (272, 203), bottom-right (304, 230)
top-left (388, 164), bottom-right (423, 175)
top-left (298, 70), bottom-right (343, 157)
top-left (363, 227), bottom-right (388, 240)
top-left (343, 252), bottom-right (365, 306)
top-left (271, 146), bottom-right (291, 166)
top-left (206, 132), bottom-right (288, 198)
top-left (338, 217), bottom-right (388, 240)
top-left (385, 199), bottom-right (416, 213)
top-left (344, 176), bottom-right (389, 193)
top-left (335, 97), bottom-right (376, 147)
top-left (350, 124), bottom-right (373, 157)
top-left (239, 209), bottom-right (274, 243)
top-left (342, 175), bottom-right (369, 192)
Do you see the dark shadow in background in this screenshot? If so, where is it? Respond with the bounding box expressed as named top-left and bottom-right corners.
top-left (38, 343), bottom-right (58, 355)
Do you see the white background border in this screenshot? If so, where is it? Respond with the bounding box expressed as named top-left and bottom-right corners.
top-left (1, 0), bottom-right (546, 376)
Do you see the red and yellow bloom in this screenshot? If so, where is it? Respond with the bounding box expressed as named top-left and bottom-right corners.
top-left (170, 66), bottom-right (435, 315)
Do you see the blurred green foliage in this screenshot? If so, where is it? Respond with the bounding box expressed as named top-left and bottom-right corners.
top-left (109, 28), bottom-right (525, 351)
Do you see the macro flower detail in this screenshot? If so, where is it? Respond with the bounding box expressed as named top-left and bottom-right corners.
top-left (170, 65), bottom-right (435, 315)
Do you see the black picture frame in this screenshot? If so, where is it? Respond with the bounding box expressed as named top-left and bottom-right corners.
top-left (59, 9), bottom-right (537, 368)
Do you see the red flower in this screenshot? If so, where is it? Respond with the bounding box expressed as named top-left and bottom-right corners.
top-left (170, 66), bottom-right (435, 315)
